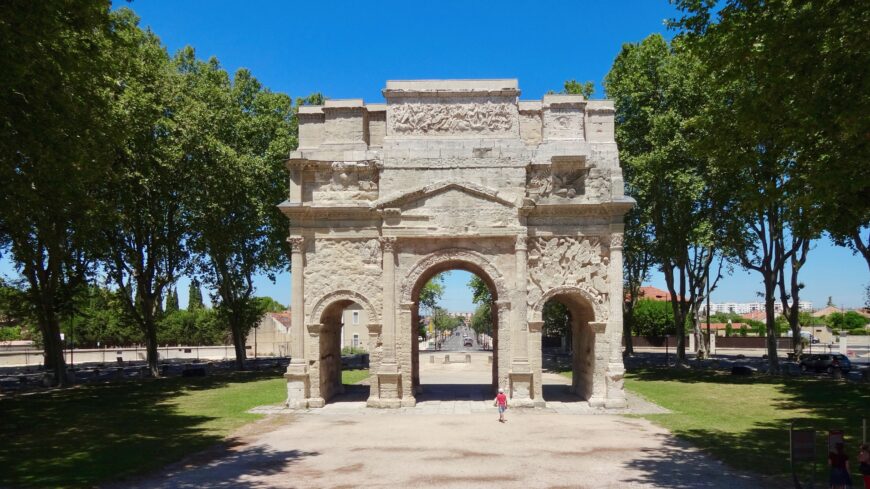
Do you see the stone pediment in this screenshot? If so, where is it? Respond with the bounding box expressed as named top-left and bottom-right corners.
top-left (371, 180), bottom-right (517, 210)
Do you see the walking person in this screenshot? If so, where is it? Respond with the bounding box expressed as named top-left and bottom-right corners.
top-left (494, 388), bottom-right (508, 423)
top-left (858, 443), bottom-right (870, 489)
top-left (829, 442), bottom-right (852, 489)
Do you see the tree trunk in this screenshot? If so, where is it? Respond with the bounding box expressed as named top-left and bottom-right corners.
top-left (663, 266), bottom-right (688, 365)
top-left (41, 314), bottom-right (68, 387)
top-left (691, 303), bottom-right (708, 359)
top-left (623, 306), bottom-right (634, 356)
top-left (230, 319), bottom-right (247, 370)
top-left (763, 274), bottom-right (780, 374)
top-left (142, 301), bottom-right (160, 377)
top-left (851, 228), bottom-right (870, 273)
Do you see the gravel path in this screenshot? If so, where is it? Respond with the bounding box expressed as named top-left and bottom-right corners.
top-left (117, 356), bottom-right (768, 489)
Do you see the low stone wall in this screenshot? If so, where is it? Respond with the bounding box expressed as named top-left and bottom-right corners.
top-left (716, 337), bottom-right (792, 349)
top-left (0, 345), bottom-right (242, 367)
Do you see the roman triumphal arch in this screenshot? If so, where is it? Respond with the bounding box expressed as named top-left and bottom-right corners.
top-left (280, 79), bottom-right (634, 409)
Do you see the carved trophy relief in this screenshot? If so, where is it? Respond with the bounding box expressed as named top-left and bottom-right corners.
top-left (526, 165), bottom-right (595, 200)
top-left (312, 162), bottom-right (379, 202)
top-left (391, 102), bottom-right (514, 135)
top-left (360, 239), bottom-right (382, 267)
top-left (583, 168), bottom-right (611, 201)
top-left (527, 236), bottom-right (610, 320)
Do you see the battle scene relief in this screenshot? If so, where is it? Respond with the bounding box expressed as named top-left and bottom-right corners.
top-left (391, 101), bottom-right (514, 135)
top-left (527, 236), bottom-right (610, 321)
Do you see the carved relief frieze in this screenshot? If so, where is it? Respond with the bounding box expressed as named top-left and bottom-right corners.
top-left (527, 236), bottom-right (609, 320)
top-left (310, 161), bottom-right (379, 202)
top-left (304, 239), bottom-right (383, 321)
top-left (391, 102), bottom-right (514, 135)
top-left (526, 165), bottom-right (611, 202)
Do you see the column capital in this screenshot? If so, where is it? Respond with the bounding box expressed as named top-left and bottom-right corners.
top-left (366, 323), bottom-right (382, 335)
top-left (528, 321), bottom-right (544, 333)
top-left (306, 323), bottom-right (322, 335)
top-left (609, 232), bottom-right (624, 250)
top-left (287, 236), bottom-right (305, 251)
top-left (515, 234), bottom-right (528, 251)
top-left (494, 299), bottom-right (512, 311)
top-left (380, 236), bottom-right (397, 253)
top-left (398, 301), bottom-right (416, 311)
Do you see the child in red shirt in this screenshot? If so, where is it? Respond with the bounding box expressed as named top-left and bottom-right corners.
top-left (495, 388), bottom-right (508, 423)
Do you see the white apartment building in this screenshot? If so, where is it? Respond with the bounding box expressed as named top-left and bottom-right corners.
top-left (340, 303), bottom-right (368, 351)
top-left (701, 301), bottom-right (813, 315)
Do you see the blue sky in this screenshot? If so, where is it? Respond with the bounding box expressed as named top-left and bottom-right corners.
top-left (1, 1), bottom-right (866, 311)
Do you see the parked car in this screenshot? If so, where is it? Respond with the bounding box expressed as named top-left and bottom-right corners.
top-left (799, 354), bottom-right (851, 374)
top-left (463, 338), bottom-right (473, 347)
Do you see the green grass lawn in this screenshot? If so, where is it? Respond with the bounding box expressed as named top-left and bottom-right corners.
top-left (623, 368), bottom-right (870, 486)
top-left (342, 368), bottom-right (370, 385)
top-left (0, 367), bottom-right (370, 488)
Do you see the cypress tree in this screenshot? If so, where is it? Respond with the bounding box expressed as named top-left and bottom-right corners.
top-left (187, 280), bottom-right (204, 311)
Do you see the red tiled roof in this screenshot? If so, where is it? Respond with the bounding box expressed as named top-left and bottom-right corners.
top-left (268, 311), bottom-right (292, 330)
top-left (635, 286), bottom-right (684, 302)
top-left (703, 322), bottom-right (745, 330)
top-left (740, 311), bottom-right (766, 321)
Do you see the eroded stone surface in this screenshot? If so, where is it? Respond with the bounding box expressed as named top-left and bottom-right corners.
top-left (280, 79), bottom-right (635, 410)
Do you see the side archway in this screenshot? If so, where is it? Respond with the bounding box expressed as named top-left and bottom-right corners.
top-left (531, 286), bottom-right (600, 401)
top-left (309, 289), bottom-right (378, 327)
top-left (530, 285), bottom-right (600, 323)
top-left (308, 289), bottom-right (378, 404)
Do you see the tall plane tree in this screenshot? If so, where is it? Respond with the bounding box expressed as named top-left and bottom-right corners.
top-left (605, 35), bottom-right (728, 363)
top-left (101, 10), bottom-right (191, 377)
top-left (181, 53), bottom-right (296, 369)
top-left (0, 1), bottom-right (116, 385)
top-left (671, 1), bottom-right (846, 371)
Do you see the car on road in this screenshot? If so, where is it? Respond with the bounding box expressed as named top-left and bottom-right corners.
top-left (463, 338), bottom-right (473, 347)
top-left (799, 353), bottom-right (851, 374)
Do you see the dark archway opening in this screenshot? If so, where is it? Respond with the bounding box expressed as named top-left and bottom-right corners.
top-left (318, 299), bottom-right (370, 405)
top-left (541, 293), bottom-right (596, 402)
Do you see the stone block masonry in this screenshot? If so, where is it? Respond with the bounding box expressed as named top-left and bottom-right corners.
top-left (279, 79), bottom-right (634, 409)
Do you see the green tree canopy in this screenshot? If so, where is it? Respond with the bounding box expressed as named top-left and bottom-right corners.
top-left (0, 0), bottom-right (118, 384)
top-left (418, 273), bottom-right (445, 316)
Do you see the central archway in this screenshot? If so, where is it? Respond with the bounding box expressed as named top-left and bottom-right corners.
top-left (400, 249), bottom-right (509, 397)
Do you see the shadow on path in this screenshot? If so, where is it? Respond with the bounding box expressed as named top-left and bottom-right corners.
top-left (416, 383), bottom-right (493, 402)
top-left (120, 446), bottom-right (320, 489)
top-left (542, 383), bottom-right (587, 403)
top-left (325, 383), bottom-right (369, 404)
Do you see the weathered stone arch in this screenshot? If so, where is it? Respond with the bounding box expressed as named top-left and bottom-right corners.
top-left (399, 248), bottom-right (508, 304)
top-left (530, 285), bottom-right (604, 323)
top-left (309, 289), bottom-right (379, 326)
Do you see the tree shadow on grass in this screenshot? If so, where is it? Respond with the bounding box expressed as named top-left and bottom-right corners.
top-left (621, 432), bottom-right (772, 488)
top-left (0, 369), bottom-right (285, 488)
top-left (116, 446), bottom-right (320, 489)
top-left (628, 367), bottom-right (870, 487)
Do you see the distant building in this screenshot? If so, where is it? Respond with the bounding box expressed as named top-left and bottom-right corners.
top-left (802, 325), bottom-right (835, 343)
top-left (701, 301), bottom-right (812, 315)
top-left (341, 303), bottom-right (368, 351)
top-left (700, 322), bottom-right (746, 337)
top-left (247, 306), bottom-right (370, 356)
top-left (247, 311), bottom-right (292, 357)
top-left (636, 286), bottom-right (675, 302)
